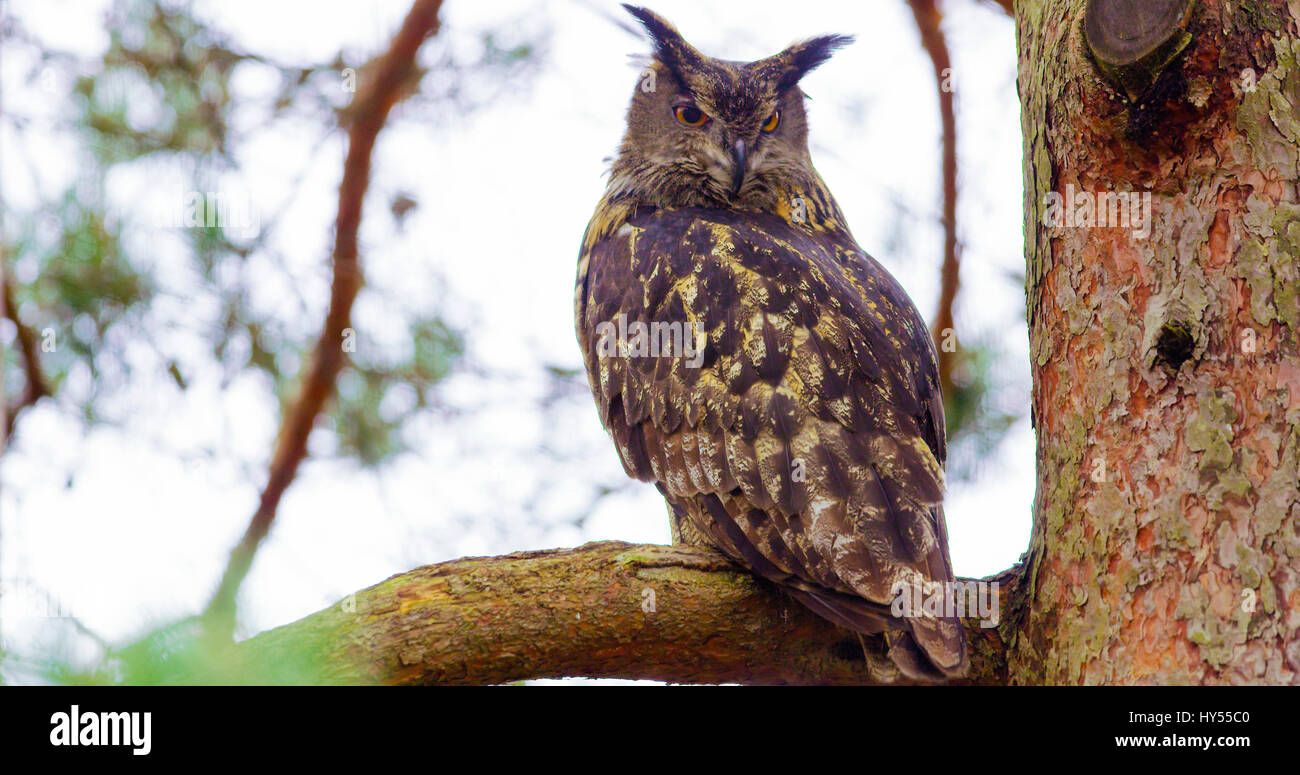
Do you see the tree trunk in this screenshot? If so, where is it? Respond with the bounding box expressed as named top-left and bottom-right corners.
top-left (1013, 0), bottom-right (1300, 684)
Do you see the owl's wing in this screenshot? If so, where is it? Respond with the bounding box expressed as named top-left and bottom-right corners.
top-left (576, 206), bottom-right (966, 679)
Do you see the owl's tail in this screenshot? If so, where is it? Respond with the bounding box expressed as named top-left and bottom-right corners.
top-left (783, 584), bottom-right (969, 683)
top-left (667, 491), bottom-right (969, 682)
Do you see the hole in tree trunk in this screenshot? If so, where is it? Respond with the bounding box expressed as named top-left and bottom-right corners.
top-left (1155, 321), bottom-right (1196, 371)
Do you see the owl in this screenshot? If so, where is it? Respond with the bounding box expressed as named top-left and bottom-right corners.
top-left (575, 5), bottom-right (967, 682)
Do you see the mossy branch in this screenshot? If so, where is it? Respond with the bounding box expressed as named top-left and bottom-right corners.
top-left (233, 541), bottom-right (1023, 685)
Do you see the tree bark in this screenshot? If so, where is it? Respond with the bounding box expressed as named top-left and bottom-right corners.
top-left (232, 542), bottom-right (1022, 685)
top-left (1015, 0), bottom-right (1300, 684)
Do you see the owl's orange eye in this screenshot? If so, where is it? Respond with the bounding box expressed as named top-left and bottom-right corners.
top-left (674, 105), bottom-right (708, 126)
top-left (761, 111), bottom-right (780, 133)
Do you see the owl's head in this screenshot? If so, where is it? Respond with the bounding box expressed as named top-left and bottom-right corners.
top-left (609, 5), bottom-right (852, 211)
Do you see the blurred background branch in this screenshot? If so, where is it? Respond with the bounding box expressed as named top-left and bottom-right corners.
top-left (203, 0), bottom-right (447, 638)
top-left (1, 250), bottom-right (51, 440)
top-left (908, 0), bottom-right (962, 406)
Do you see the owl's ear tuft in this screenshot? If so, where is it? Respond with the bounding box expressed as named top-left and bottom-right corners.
top-left (622, 5), bottom-right (706, 84)
top-left (768, 34), bottom-right (855, 91)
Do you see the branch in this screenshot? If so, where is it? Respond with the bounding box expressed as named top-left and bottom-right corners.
top-left (234, 542), bottom-right (1023, 685)
top-left (1, 249), bottom-right (52, 442)
top-left (1083, 0), bottom-right (1195, 102)
top-left (205, 0), bottom-right (445, 632)
top-left (908, 0), bottom-right (962, 401)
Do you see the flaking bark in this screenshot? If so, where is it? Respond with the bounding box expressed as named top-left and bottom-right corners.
top-left (1015, 0), bottom-right (1300, 684)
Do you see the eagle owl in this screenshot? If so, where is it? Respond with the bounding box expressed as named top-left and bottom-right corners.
top-left (575, 5), bottom-right (967, 681)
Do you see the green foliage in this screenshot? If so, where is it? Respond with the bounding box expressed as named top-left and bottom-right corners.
top-left (77, 1), bottom-right (240, 161)
top-left (7, 189), bottom-right (150, 411)
top-left (44, 618), bottom-right (330, 686)
top-left (943, 335), bottom-right (1021, 482)
top-left (329, 316), bottom-right (465, 467)
top-left (30, 192), bottom-right (150, 335)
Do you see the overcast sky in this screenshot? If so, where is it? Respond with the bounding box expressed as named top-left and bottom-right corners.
top-left (1, 0), bottom-right (1030, 681)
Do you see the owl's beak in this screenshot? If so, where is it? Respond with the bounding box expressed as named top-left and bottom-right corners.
top-left (728, 139), bottom-right (747, 196)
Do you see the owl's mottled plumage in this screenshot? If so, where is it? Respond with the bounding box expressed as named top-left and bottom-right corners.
top-left (575, 5), bottom-right (967, 681)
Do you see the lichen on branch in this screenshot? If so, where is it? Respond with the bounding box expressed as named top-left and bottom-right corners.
top-left (232, 541), bottom-right (1022, 685)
